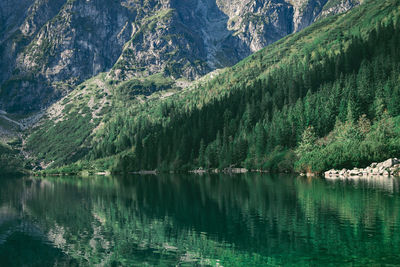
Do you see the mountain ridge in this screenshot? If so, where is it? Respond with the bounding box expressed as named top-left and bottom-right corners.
top-left (23, 0), bottom-right (400, 174)
top-left (0, 0), bottom-right (360, 113)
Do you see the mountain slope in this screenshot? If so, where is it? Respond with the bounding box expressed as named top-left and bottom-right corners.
top-left (0, 0), bottom-right (359, 113)
top-left (26, 0), bottom-right (400, 174)
top-left (0, 141), bottom-right (26, 175)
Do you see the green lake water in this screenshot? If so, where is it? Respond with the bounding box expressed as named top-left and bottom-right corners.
top-left (0, 174), bottom-right (399, 266)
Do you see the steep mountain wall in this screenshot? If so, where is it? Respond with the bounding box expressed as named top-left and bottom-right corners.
top-left (0, 0), bottom-right (360, 112)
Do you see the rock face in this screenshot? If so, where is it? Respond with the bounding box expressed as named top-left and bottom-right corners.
top-left (325, 158), bottom-right (400, 179)
top-left (0, 0), bottom-right (360, 113)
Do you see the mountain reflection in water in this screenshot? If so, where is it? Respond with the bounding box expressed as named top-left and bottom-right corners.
top-left (0, 174), bottom-right (399, 266)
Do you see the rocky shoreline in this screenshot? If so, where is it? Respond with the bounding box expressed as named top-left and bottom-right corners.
top-left (190, 167), bottom-right (249, 174)
top-left (324, 158), bottom-right (400, 179)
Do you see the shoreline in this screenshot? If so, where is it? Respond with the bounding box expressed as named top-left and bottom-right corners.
top-left (324, 158), bottom-right (400, 179)
top-left (26, 158), bottom-right (400, 178)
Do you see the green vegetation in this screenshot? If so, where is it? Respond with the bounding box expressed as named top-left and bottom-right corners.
top-left (27, 112), bottom-right (94, 166)
top-left (24, 37), bottom-right (55, 68)
top-left (323, 0), bottom-right (361, 11)
top-left (296, 114), bottom-right (400, 173)
top-left (143, 8), bottom-right (174, 32)
top-left (0, 141), bottom-right (26, 175)
top-left (27, 0), bottom-right (400, 174)
top-left (115, 73), bottom-right (176, 98)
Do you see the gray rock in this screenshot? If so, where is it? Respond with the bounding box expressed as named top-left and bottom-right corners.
top-left (382, 158), bottom-right (396, 168)
top-left (349, 169), bottom-right (360, 176)
top-left (325, 157), bottom-right (400, 179)
top-left (0, 0), bottom-right (361, 113)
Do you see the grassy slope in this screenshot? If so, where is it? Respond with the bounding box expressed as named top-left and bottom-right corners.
top-left (25, 71), bottom-right (183, 167)
top-left (26, 0), bottom-right (400, 173)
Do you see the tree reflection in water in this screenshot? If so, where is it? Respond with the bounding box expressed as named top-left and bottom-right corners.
top-left (0, 174), bottom-right (399, 266)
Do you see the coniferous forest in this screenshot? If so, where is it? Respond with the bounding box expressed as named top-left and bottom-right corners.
top-left (22, 0), bottom-right (400, 175)
top-left (72, 1), bottom-right (400, 174)
top-left (4, 1), bottom-right (400, 266)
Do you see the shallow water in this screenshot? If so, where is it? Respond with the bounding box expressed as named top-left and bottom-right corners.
top-left (0, 174), bottom-right (399, 266)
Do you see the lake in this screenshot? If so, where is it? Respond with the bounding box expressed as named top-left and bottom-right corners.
top-left (0, 174), bottom-right (399, 266)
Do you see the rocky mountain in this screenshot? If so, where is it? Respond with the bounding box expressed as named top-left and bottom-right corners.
top-left (0, 0), bottom-right (360, 113)
top-left (23, 0), bottom-right (399, 174)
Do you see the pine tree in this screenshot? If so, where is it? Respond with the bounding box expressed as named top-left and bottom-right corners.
top-left (198, 139), bottom-right (205, 167)
top-left (295, 126), bottom-right (317, 158)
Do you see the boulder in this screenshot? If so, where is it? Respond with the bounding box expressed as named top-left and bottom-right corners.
top-left (349, 169), bottom-right (360, 176)
top-left (231, 168), bottom-right (248, 173)
top-left (325, 169), bottom-right (339, 176)
top-left (323, 158), bottom-right (400, 179)
top-left (382, 158), bottom-right (396, 168)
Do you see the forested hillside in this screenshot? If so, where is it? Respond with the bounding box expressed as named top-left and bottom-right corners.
top-left (0, 141), bottom-right (25, 175)
top-left (29, 0), bottom-right (400, 174)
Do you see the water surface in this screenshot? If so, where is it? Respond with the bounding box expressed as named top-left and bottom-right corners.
top-left (0, 174), bottom-right (399, 266)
